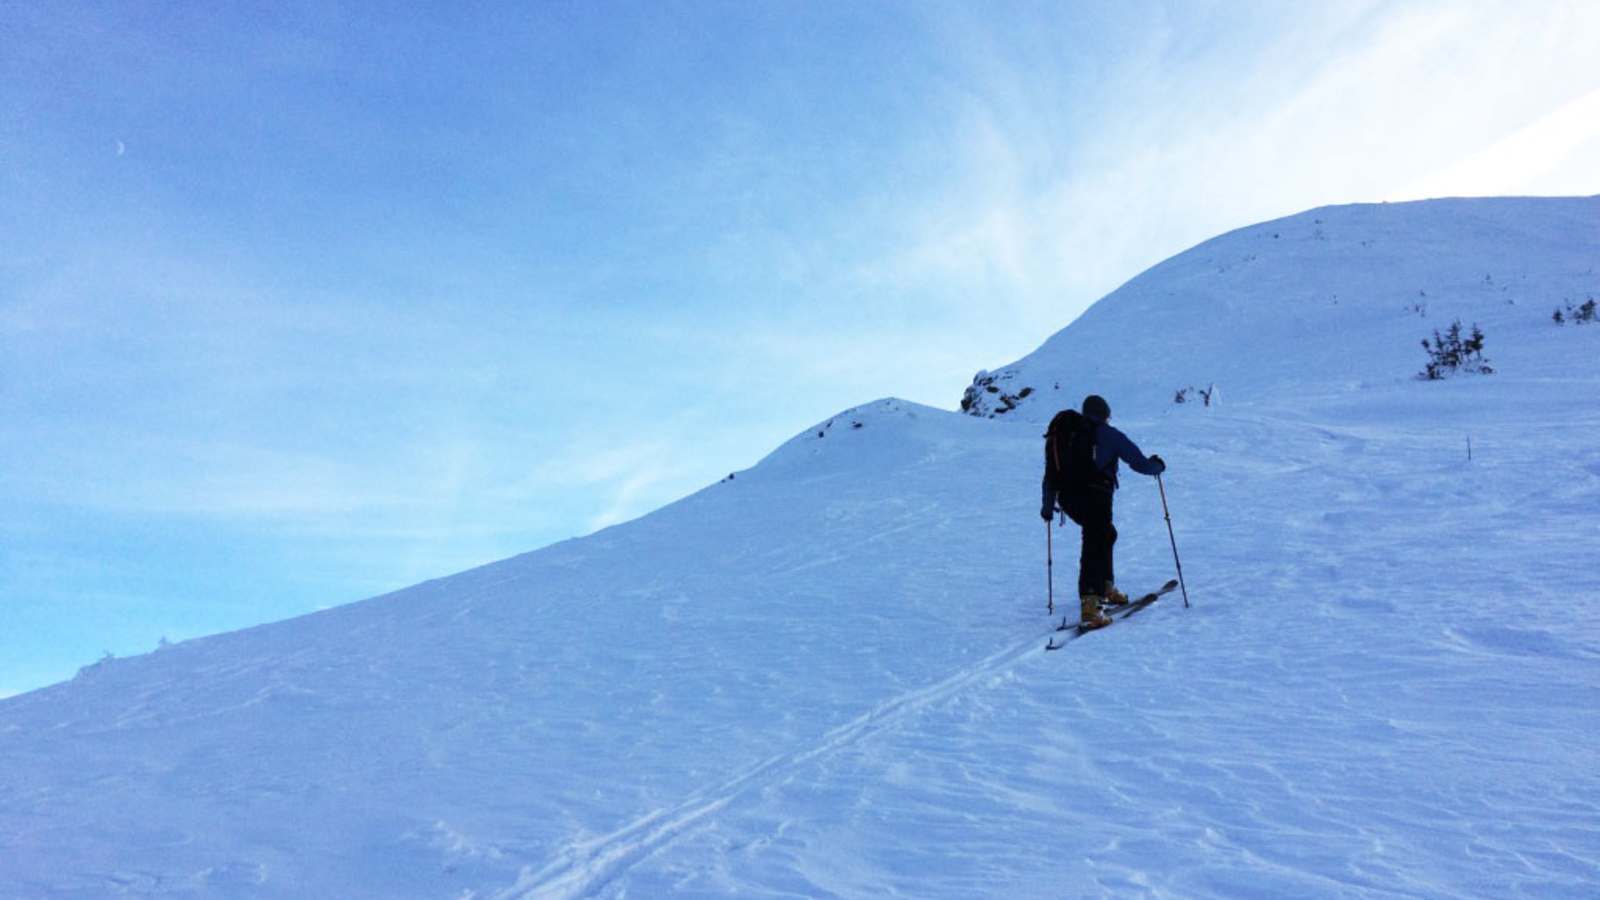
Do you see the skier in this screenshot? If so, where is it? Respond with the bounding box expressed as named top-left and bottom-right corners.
top-left (1041, 394), bottom-right (1166, 630)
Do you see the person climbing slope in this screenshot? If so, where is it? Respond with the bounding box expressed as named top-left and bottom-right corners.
top-left (1040, 394), bottom-right (1166, 630)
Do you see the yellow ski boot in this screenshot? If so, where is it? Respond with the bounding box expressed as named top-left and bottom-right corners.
top-left (1103, 582), bottom-right (1131, 608)
top-left (1080, 594), bottom-right (1112, 631)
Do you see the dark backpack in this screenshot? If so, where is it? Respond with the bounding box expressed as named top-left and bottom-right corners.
top-left (1044, 409), bottom-right (1104, 507)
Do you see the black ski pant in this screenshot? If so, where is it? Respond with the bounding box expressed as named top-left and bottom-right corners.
top-left (1063, 488), bottom-right (1116, 598)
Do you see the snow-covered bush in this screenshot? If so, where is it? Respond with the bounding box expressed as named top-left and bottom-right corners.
top-left (1419, 320), bottom-right (1493, 380)
top-left (1173, 384), bottom-right (1218, 406)
top-left (1552, 297), bottom-right (1597, 325)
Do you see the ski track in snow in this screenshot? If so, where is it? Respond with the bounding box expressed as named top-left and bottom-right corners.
top-left (495, 626), bottom-right (1063, 899)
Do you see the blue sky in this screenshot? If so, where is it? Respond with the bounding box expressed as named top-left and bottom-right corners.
top-left (3, 1), bottom-right (1598, 696)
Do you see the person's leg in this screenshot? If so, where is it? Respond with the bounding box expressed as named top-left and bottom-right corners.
top-left (1102, 520), bottom-right (1125, 603)
top-left (1105, 492), bottom-right (1117, 584)
top-left (1080, 522), bottom-right (1105, 594)
top-left (1077, 522), bottom-right (1095, 598)
top-left (1078, 492), bottom-right (1114, 627)
top-left (1063, 496), bottom-right (1094, 599)
top-left (1085, 491), bottom-right (1114, 590)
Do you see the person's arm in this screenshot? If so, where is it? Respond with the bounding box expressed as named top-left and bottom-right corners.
top-left (1107, 426), bottom-right (1166, 476)
top-left (1040, 473), bottom-right (1055, 519)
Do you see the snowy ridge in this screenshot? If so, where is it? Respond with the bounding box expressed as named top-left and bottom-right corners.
top-left (2, 196), bottom-right (1598, 898)
top-left (962, 195), bottom-right (1600, 419)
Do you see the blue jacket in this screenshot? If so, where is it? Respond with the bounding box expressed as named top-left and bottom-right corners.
top-left (1087, 416), bottom-right (1164, 490)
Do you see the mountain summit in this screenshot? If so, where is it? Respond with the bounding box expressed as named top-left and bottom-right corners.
top-left (3, 196), bottom-right (1597, 898)
top-left (962, 195), bottom-right (1599, 419)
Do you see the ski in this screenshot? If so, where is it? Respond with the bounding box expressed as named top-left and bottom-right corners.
top-left (1045, 579), bottom-right (1180, 649)
top-left (1111, 578), bottom-right (1180, 621)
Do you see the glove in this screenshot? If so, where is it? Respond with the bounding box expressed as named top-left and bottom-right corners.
top-left (1040, 503), bottom-right (1054, 521)
top-left (1150, 454), bottom-right (1166, 474)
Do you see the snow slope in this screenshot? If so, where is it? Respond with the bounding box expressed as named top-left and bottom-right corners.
top-left (2, 196), bottom-right (1598, 898)
top-left (960, 196), bottom-right (1600, 419)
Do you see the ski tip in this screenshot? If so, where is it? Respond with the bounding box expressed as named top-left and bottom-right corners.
top-left (1163, 578), bottom-right (1179, 590)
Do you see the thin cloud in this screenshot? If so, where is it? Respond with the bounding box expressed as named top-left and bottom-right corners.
top-left (848, 0), bottom-right (1600, 361)
top-left (587, 465), bottom-right (679, 533)
top-left (1397, 85), bottom-right (1600, 200)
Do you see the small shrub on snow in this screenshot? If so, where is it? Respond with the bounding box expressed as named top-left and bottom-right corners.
top-left (1173, 384), bottom-right (1218, 407)
top-left (1552, 297), bottom-right (1597, 325)
top-left (1419, 320), bottom-right (1493, 380)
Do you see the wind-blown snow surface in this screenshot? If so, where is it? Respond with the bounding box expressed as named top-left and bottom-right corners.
top-left (3, 197), bottom-right (1598, 898)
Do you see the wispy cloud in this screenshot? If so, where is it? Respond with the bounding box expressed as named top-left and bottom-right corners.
top-left (1397, 85), bottom-right (1600, 200)
top-left (587, 466), bottom-right (678, 533)
top-left (845, 0), bottom-right (1600, 354)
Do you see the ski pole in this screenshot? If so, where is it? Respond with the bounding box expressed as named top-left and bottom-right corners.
top-left (1046, 519), bottom-right (1054, 616)
top-left (1156, 473), bottom-right (1190, 608)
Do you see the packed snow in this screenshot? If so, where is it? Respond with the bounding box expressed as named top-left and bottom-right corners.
top-left (2, 196), bottom-right (1597, 898)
